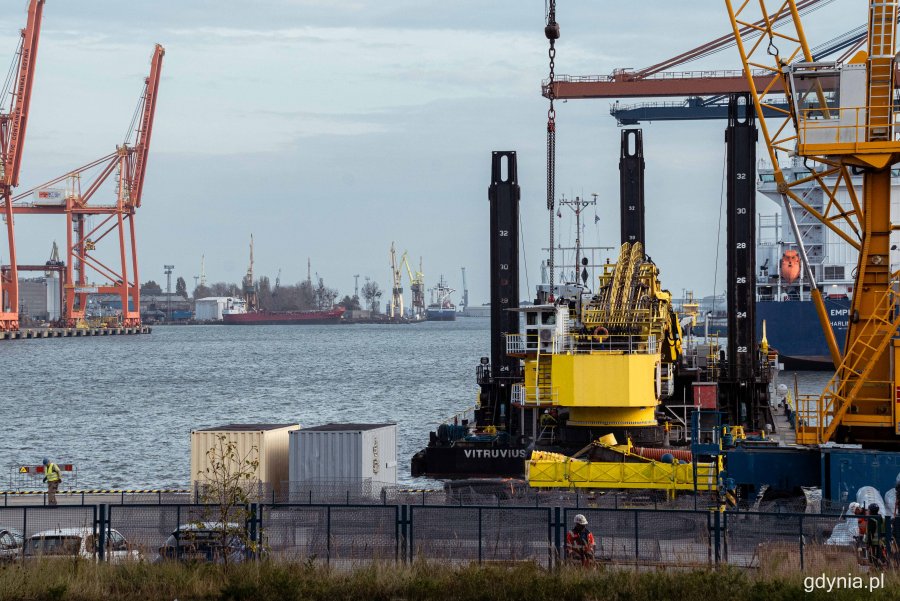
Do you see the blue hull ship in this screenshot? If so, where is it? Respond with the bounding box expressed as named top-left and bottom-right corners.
top-left (756, 297), bottom-right (849, 370)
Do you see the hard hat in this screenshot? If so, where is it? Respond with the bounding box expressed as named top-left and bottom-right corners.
top-left (869, 503), bottom-right (880, 515)
top-left (544, 410), bottom-right (550, 414)
top-left (574, 514), bottom-right (588, 526)
top-left (42, 458), bottom-right (49, 466)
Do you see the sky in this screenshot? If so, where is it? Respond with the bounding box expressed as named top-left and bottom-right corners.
top-left (1, 0), bottom-right (855, 305)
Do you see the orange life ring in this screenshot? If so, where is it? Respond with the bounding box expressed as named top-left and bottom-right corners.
top-left (592, 326), bottom-right (608, 338)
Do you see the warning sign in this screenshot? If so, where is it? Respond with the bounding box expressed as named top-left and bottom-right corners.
top-left (18, 467), bottom-right (27, 473)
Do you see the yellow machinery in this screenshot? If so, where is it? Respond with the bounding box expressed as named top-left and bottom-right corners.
top-left (726, 0), bottom-right (900, 445)
top-left (527, 442), bottom-right (720, 498)
top-left (509, 242), bottom-right (681, 430)
top-left (509, 242), bottom-right (696, 489)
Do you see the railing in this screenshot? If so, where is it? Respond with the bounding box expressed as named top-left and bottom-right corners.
top-left (796, 283), bottom-right (900, 443)
top-left (797, 105), bottom-right (900, 148)
top-left (0, 502), bottom-right (878, 570)
top-left (512, 383), bottom-right (559, 407)
top-left (543, 69), bottom-right (770, 86)
top-left (506, 333), bottom-right (658, 356)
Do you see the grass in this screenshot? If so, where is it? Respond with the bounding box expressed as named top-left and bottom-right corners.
top-left (1, 560), bottom-right (899, 601)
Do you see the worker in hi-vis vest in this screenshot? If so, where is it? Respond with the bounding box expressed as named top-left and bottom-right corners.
top-left (42, 458), bottom-right (61, 506)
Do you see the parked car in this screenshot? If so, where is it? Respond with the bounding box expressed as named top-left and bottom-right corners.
top-left (24, 527), bottom-right (140, 562)
top-left (0, 528), bottom-right (23, 562)
top-left (157, 522), bottom-right (251, 563)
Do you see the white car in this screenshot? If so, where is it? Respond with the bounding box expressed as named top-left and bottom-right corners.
top-left (24, 527), bottom-right (141, 562)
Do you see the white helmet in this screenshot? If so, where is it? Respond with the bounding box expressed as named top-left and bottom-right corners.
top-left (574, 514), bottom-right (588, 526)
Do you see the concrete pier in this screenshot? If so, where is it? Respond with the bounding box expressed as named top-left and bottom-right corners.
top-left (0, 326), bottom-right (152, 340)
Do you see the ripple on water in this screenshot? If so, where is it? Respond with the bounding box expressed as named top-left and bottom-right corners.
top-left (4, 320), bottom-right (488, 488)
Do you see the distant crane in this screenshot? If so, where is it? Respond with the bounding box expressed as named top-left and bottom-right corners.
top-left (353, 274), bottom-right (360, 299)
top-left (389, 242), bottom-right (404, 319)
top-left (460, 267), bottom-right (469, 311)
top-left (196, 254), bottom-right (207, 288)
top-left (243, 235), bottom-right (257, 311)
top-left (402, 252), bottom-right (425, 319)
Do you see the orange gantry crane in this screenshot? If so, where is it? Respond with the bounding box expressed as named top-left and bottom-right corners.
top-left (12, 44), bottom-right (164, 327)
top-left (726, 0), bottom-right (900, 446)
top-left (542, 0), bottom-right (847, 101)
top-left (0, 0), bottom-right (44, 331)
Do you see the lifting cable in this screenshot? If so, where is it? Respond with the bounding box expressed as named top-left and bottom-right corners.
top-left (545, 0), bottom-right (560, 297)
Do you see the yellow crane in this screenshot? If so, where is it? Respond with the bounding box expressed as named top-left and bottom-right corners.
top-left (402, 251), bottom-right (425, 319)
top-left (725, 0), bottom-right (900, 445)
top-left (389, 242), bottom-right (404, 319)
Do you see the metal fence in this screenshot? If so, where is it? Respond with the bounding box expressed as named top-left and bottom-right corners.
top-left (0, 502), bottom-right (883, 570)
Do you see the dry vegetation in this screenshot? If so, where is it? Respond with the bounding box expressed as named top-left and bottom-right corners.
top-left (1, 560), bottom-right (899, 601)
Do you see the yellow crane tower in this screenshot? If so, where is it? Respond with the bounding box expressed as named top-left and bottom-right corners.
top-left (389, 242), bottom-right (404, 319)
top-left (402, 251), bottom-right (425, 319)
top-left (726, 0), bottom-right (900, 446)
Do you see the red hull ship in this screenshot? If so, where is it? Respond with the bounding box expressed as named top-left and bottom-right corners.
top-left (223, 307), bottom-right (345, 325)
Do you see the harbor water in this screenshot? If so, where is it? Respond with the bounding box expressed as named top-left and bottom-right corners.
top-left (4, 320), bottom-right (488, 489)
top-left (4, 320), bottom-right (833, 490)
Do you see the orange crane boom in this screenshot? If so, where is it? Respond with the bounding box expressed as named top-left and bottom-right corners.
top-left (128, 43), bottom-right (164, 209)
top-left (0, 0), bottom-right (44, 331)
top-left (11, 44), bottom-right (165, 327)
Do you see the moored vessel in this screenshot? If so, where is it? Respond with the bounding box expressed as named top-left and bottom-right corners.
top-left (425, 276), bottom-right (457, 321)
top-left (222, 307), bottom-right (345, 325)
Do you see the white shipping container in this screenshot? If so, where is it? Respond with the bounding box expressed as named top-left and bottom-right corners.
top-left (195, 297), bottom-right (233, 321)
top-left (33, 188), bottom-right (65, 205)
top-left (191, 423), bottom-right (299, 498)
top-left (289, 424), bottom-right (397, 493)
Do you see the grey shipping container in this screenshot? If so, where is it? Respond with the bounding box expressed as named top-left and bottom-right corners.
top-left (289, 423), bottom-right (397, 494)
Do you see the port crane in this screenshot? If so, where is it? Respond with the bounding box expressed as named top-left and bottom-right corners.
top-left (388, 242), bottom-right (403, 319)
top-left (725, 0), bottom-right (900, 446)
top-left (11, 44), bottom-right (164, 327)
top-left (0, 0), bottom-right (44, 331)
top-left (401, 252), bottom-right (425, 319)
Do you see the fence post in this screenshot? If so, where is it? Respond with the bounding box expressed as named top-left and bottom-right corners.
top-left (713, 510), bottom-right (722, 564)
top-left (175, 505), bottom-right (181, 559)
top-left (249, 502), bottom-right (258, 560)
top-left (408, 506), bottom-right (415, 562)
top-left (326, 505), bottom-right (332, 566)
top-left (97, 504), bottom-right (107, 562)
top-left (478, 507), bottom-right (483, 564)
top-left (634, 511), bottom-right (640, 562)
top-left (21, 507), bottom-right (27, 561)
top-left (553, 506), bottom-right (561, 569)
top-left (714, 507), bottom-right (728, 563)
top-left (798, 514), bottom-right (805, 570)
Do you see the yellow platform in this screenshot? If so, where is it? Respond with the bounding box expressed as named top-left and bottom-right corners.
top-left (527, 450), bottom-right (719, 496)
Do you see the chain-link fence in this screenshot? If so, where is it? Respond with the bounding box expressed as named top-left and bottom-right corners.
top-left (0, 502), bottom-right (892, 570)
top-left (409, 506), bottom-right (553, 567)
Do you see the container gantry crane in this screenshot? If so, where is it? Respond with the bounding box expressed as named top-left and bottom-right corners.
top-left (0, 0), bottom-right (43, 331)
top-left (11, 44), bottom-right (164, 327)
top-left (726, 0), bottom-right (900, 447)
